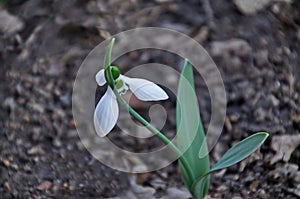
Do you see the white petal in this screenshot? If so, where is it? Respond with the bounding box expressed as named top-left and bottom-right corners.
top-left (121, 75), bottom-right (169, 101)
top-left (94, 87), bottom-right (119, 137)
top-left (95, 69), bottom-right (106, 86)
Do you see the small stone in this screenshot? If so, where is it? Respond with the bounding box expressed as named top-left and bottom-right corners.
top-left (10, 163), bottom-right (18, 170)
top-left (37, 181), bottom-right (52, 191)
top-left (232, 197), bottom-right (243, 199)
top-left (258, 189), bottom-right (268, 199)
top-left (166, 187), bottom-right (191, 199)
top-left (2, 159), bottom-right (11, 167)
top-left (15, 83), bottom-right (25, 95)
top-left (268, 94), bottom-right (280, 107)
top-left (3, 97), bottom-right (17, 111)
top-left (225, 117), bottom-right (233, 132)
top-left (229, 114), bottom-right (240, 122)
top-left (297, 30), bottom-right (300, 43)
top-left (233, 174), bottom-right (239, 180)
top-left (29, 103), bottom-right (45, 113)
top-left (53, 138), bottom-right (62, 147)
top-left (255, 50), bottom-right (269, 66)
top-left (136, 173), bottom-right (149, 185)
top-left (70, 120), bottom-right (76, 129)
top-left (79, 183), bottom-right (84, 188)
top-left (194, 26), bottom-right (209, 43)
top-left (233, 0), bottom-right (272, 15)
top-left (3, 182), bottom-right (11, 191)
top-left (250, 180), bottom-right (259, 191)
top-left (211, 39), bottom-right (252, 58)
top-left (27, 146), bottom-right (44, 155)
top-left (0, 10), bottom-right (24, 35)
top-left (150, 178), bottom-right (166, 189)
top-left (155, 0), bottom-right (173, 2)
top-left (217, 185), bottom-right (228, 192)
top-left (47, 64), bottom-right (61, 77)
top-left (63, 182), bottom-right (68, 188)
top-left (254, 107), bottom-right (266, 122)
top-left (59, 94), bottom-right (71, 106)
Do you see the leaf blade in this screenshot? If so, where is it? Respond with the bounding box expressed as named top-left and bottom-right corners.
top-left (211, 132), bottom-right (269, 172)
top-left (176, 59), bottom-right (210, 196)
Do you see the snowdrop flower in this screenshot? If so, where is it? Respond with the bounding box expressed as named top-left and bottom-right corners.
top-left (94, 66), bottom-right (169, 137)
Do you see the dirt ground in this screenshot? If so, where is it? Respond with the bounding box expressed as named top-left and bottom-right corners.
top-left (1, 0), bottom-right (300, 198)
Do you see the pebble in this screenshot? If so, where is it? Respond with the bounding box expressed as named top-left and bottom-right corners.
top-left (3, 97), bottom-right (17, 111)
top-left (166, 187), bottom-right (191, 199)
top-left (3, 159), bottom-right (11, 167)
top-left (297, 29), bottom-right (300, 43)
top-left (59, 94), bottom-right (71, 106)
top-left (268, 94), bottom-right (280, 107)
top-left (53, 138), bottom-right (62, 147)
top-left (27, 146), bottom-right (44, 155)
top-left (211, 39), bottom-right (252, 58)
top-left (233, 0), bottom-right (272, 15)
top-left (255, 50), bottom-right (269, 67)
top-left (149, 178), bottom-right (166, 190)
top-left (232, 197), bottom-right (242, 199)
top-left (0, 10), bottom-right (24, 35)
top-left (258, 189), bottom-right (268, 199)
top-left (254, 107), bottom-right (266, 122)
top-left (217, 185), bottom-right (228, 191)
top-left (37, 181), bottom-right (52, 191)
top-left (29, 103), bottom-right (45, 113)
top-left (3, 182), bottom-right (11, 191)
top-left (249, 180), bottom-right (259, 191)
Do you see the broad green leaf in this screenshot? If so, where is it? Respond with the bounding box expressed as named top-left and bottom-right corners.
top-left (176, 59), bottom-right (210, 197)
top-left (191, 174), bottom-right (209, 199)
top-left (210, 132), bottom-right (269, 173)
top-left (191, 132), bottom-right (268, 198)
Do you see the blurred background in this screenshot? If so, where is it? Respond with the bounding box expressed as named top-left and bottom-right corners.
top-left (1, 0), bottom-right (300, 198)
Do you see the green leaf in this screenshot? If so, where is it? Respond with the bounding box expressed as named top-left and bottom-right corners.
top-left (191, 174), bottom-right (210, 199)
top-left (191, 132), bottom-right (268, 198)
top-left (210, 132), bottom-right (269, 173)
top-left (176, 59), bottom-right (210, 197)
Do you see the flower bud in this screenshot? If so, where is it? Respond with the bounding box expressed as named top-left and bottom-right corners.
top-left (110, 66), bottom-right (120, 80)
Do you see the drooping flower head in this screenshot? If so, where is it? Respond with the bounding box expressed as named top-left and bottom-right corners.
top-left (94, 66), bottom-right (168, 137)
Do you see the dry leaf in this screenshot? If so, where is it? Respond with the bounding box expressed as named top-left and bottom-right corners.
top-left (239, 149), bottom-right (262, 172)
top-left (271, 134), bottom-right (300, 164)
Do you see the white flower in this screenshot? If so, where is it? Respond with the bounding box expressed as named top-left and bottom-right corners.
top-left (94, 69), bottom-right (169, 137)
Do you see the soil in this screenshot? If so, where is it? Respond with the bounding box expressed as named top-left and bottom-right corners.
top-left (1, 0), bottom-right (300, 198)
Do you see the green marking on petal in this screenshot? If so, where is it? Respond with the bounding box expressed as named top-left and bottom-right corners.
top-left (115, 79), bottom-right (123, 90)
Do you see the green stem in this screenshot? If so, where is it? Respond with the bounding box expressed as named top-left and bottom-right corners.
top-left (113, 89), bottom-right (195, 183)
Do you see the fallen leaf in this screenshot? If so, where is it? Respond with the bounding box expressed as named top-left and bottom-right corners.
top-left (239, 149), bottom-right (262, 172)
top-left (271, 134), bottom-right (300, 164)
